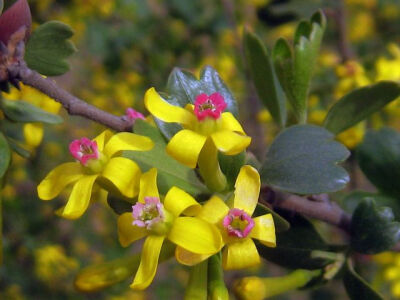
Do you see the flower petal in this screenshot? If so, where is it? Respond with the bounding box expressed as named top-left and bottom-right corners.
top-left (250, 214), bottom-right (276, 247)
top-left (196, 196), bottom-right (229, 225)
top-left (118, 212), bottom-right (147, 247)
top-left (101, 157), bottom-right (141, 198)
top-left (168, 217), bottom-right (222, 255)
top-left (93, 130), bottom-right (113, 151)
top-left (23, 123), bottom-right (43, 147)
top-left (131, 235), bottom-right (165, 290)
top-left (175, 246), bottom-right (212, 266)
top-left (103, 132), bottom-right (154, 158)
top-left (164, 187), bottom-right (201, 217)
top-left (144, 87), bottom-right (195, 126)
top-left (37, 162), bottom-right (83, 200)
top-left (211, 130), bottom-right (251, 155)
top-left (221, 112), bottom-right (245, 134)
top-left (166, 130), bottom-right (207, 168)
top-left (61, 175), bottom-right (98, 219)
top-left (222, 238), bottom-right (260, 270)
top-left (138, 168), bottom-right (159, 203)
top-left (233, 165), bottom-right (260, 216)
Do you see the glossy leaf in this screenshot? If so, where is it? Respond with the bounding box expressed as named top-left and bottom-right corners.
top-left (257, 214), bottom-right (334, 269)
top-left (0, 0), bottom-right (31, 44)
top-left (350, 198), bottom-right (400, 254)
top-left (356, 128), bottom-right (400, 198)
top-left (0, 132), bottom-right (10, 178)
top-left (324, 81), bottom-right (400, 134)
top-left (343, 258), bottom-right (384, 300)
top-left (260, 125), bottom-right (350, 195)
top-left (244, 29), bottom-right (286, 126)
top-left (125, 119), bottom-right (207, 195)
top-left (25, 21), bottom-right (77, 76)
top-left (1, 98), bottom-right (63, 124)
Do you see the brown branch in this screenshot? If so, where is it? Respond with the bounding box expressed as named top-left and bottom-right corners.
top-left (13, 64), bottom-right (133, 132)
top-left (262, 187), bottom-right (352, 233)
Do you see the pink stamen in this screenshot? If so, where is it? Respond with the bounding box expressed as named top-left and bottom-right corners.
top-left (69, 138), bottom-right (99, 166)
top-left (126, 108), bottom-right (145, 121)
top-left (194, 92), bottom-right (227, 121)
top-left (132, 197), bottom-right (165, 230)
top-left (222, 208), bottom-right (255, 238)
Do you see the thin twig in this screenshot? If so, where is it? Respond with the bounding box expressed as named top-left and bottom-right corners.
top-left (13, 65), bottom-right (133, 132)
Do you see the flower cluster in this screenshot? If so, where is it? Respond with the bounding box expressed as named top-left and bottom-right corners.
top-left (37, 89), bottom-right (276, 291)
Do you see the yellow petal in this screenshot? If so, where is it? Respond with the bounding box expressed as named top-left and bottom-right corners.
top-left (175, 246), bottom-right (212, 266)
top-left (164, 187), bottom-right (201, 217)
top-left (103, 132), bottom-right (154, 158)
top-left (23, 123), bottom-right (43, 147)
top-left (93, 130), bottom-right (113, 151)
top-left (196, 195), bottom-right (229, 224)
top-left (221, 112), bottom-right (245, 134)
top-left (250, 214), bottom-right (276, 247)
top-left (211, 130), bottom-right (251, 155)
top-left (61, 175), bottom-right (98, 219)
top-left (138, 168), bottom-right (159, 204)
top-left (222, 238), bottom-right (260, 270)
top-left (144, 87), bottom-right (195, 126)
top-left (101, 157), bottom-right (141, 198)
top-left (37, 162), bottom-right (83, 200)
top-left (166, 130), bottom-right (207, 168)
top-left (131, 235), bottom-right (165, 290)
top-left (118, 212), bottom-right (147, 247)
top-left (233, 165), bottom-right (260, 216)
top-left (168, 217), bottom-right (222, 255)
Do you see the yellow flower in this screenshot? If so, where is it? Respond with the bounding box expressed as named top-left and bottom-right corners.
top-left (117, 168), bottom-right (222, 290)
top-left (144, 88), bottom-right (251, 192)
top-left (37, 130), bottom-right (154, 219)
top-left (176, 165), bottom-right (276, 270)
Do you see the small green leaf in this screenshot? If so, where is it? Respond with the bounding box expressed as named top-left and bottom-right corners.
top-left (1, 98), bottom-right (63, 124)
top-left (0, 132), bottom-right (10, 178)
top-left (343, 258), bottom-right (384, 300)
top-left (356, 128), bottom-right (400, 198)
top-left (350, 198), bottom-right (400, 254)
top-left (257, 214), bottom-right (334, 269)
top-left (324, 81), bottom-right (400, 134)
top-left (254, 203), bottom-right (290, 232)
top-left (25, 21), bottom-right (77, 76)
top-left (6, 137), bottom-right (30, 158)
top-left (167, 67), bottom-right (202, 106)
top-left (125, 119), bottom-right (207, 196)
top-left (244, 29), bottom-right (286, 127)
top-left (260, 124), bottom-right (350, 195)
top-left (218, 151), bottom-right (245, 191)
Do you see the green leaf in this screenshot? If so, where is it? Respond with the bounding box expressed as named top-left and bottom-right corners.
top-left (1, 98), bottom-right (63, 124)
top-left (218, 151), bottom-right (245, 191)
top-left (243, 29), bottom-right (286, 127)
top-left (260, 124), bottom-right (350, 195)
top-left (0, 132), bottom-right (10, 178)
top-left (254, 203), bottom-right (290, 232)
top-left (125, 119), bottom-right (207, 196)
top-left (350, 198), bottom-right (400, 254)
top-left (257, 213), bottom-right (334, 269)
top-left (167, 67), bottom-right (202, 106)
top-left (6, 137), bottom-right (30, 158)
top-left (107, 195), bottom-right (133, 215)
top-left (272, 11), bottom-right (326, 123)
top-left (324, 81), bottom-right (400, 134)
top-left (343, 258), bottom-right (384, 300)
top-left (0, 1), bottom-right (3, 15)
top-left (25, 21), bottom-right (76, 76)
top-left (356, 128), bottom-right (400, 198)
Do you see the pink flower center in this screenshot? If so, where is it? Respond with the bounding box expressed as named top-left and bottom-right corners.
top-left (222, 208), bottom-right (254, 238)
top-left (69, 138), bottom-right (99, 166)
top-left (132, 197), bottom-right (165, 230)
top-left (126, 108), bottom-right (145, 121)
top-left (194, 92), bottom-right (227, 121)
